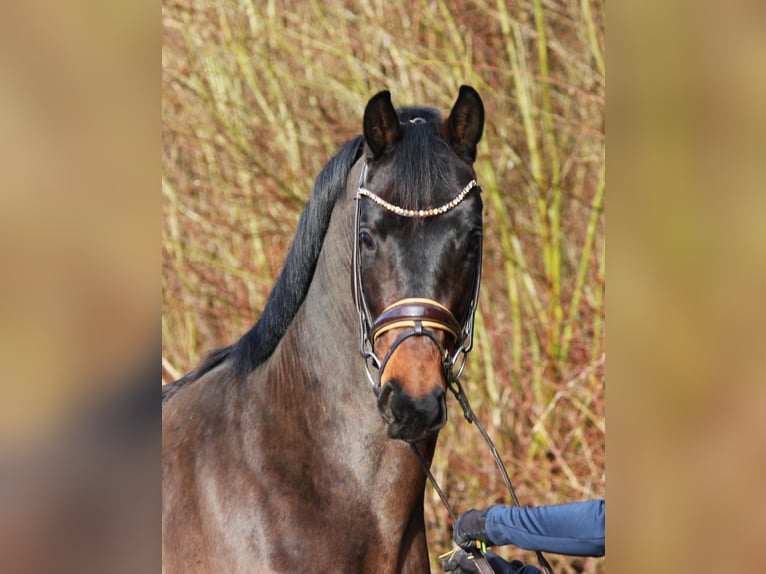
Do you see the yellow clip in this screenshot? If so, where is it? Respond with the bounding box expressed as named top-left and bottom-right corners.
top-left (476, 540), bottom-right (487, 553)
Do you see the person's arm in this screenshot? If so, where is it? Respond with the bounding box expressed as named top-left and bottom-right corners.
top-left (485, 499), bottom-right (605, 557)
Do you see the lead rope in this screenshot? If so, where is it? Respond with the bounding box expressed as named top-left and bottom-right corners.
top-left (410, 378), bottom-right (554, 574)
top-left (409, 443), bottom-right (495, 574)
top-left (447, 378), bottom-right (554, 574)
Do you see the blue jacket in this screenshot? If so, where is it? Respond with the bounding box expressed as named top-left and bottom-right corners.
top-left (486, 499), bottom-right (605, 557)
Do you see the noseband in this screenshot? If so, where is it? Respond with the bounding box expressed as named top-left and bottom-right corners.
top-left (372, 298), bottom-right (461, 343)
top-left (352, 162), bottom-right (482, 395)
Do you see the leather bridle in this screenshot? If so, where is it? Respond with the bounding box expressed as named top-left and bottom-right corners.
top-left (352, 161), bottom-right (482, 397)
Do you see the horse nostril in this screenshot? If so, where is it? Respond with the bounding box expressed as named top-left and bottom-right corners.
top-left (377, 380), bottom-right (398, 423)
top-left (422, 386), bottom-right (446, 427)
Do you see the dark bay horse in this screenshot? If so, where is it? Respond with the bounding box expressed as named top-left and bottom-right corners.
top-left (163, 86), bottom-right (485, 573)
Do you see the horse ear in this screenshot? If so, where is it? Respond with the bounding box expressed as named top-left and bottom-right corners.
top-left (444, 85), bottom-right (484, 163)
top-left (363, 90), bottom-right (402, 159)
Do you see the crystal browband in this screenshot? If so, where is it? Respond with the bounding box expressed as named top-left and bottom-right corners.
top-left (356, 179), bottom-right (478, 218)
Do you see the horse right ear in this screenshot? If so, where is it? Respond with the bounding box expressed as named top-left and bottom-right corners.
top-left (363, 90), bottom-right (402, 159)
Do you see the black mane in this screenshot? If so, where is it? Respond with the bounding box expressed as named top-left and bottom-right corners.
top-left (163, 136), bottom-right (364, 406)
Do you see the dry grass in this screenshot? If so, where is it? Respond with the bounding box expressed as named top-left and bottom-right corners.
top-left (162, 0), bottom-right (604, 571)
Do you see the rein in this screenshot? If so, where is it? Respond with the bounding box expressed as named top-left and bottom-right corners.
top-left (411, 379), bottom-right (555, 574)
top-left (352, 161), bottom-right (553, 574)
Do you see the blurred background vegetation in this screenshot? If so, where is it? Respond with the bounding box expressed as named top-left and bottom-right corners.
top-left (162, 0), bottom-right (604, 571)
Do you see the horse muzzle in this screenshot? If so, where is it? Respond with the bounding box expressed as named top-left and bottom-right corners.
top-left (377, 379), bottom-right (447, 441)
top-left (371, 298), bottom-right (458, 441)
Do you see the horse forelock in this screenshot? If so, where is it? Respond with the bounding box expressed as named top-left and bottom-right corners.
top-left (381, 106), bottom-right (466, 213)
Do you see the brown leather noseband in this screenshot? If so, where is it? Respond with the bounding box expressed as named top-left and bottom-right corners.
top-left (371, 298), bottom-right (461, 344)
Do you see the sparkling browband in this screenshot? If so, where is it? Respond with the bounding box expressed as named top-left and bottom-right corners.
top-left (356, 179), bottom-right (478, 218)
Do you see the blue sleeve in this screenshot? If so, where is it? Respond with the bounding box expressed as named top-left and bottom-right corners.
top-left (485, 499), bottom-right (605, 557)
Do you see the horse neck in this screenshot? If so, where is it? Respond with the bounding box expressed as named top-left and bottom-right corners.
top-left (259, 172), bottom-right (439, 547)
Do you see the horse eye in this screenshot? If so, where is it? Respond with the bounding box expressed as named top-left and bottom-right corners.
top-left (359, 230), bottom-right (377, 252)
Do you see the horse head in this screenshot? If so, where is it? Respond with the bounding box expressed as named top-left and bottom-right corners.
top-left (354, 86), bottom-right (485, 442)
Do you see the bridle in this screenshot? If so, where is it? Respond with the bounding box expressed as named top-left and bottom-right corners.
top-left (351, 159), bottom-right (554, 574)
top-left (352, 161), bottom-right (482, 398)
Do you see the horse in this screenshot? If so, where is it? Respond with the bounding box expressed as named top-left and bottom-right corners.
top-left (163, 86), bottom-right (485, 573)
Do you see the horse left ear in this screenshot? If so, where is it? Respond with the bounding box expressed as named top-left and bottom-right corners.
top-left (444, 85), bottom-right (484, 163)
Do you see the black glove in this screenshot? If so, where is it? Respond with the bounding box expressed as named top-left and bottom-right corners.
top-left (453, 509), bottom-right (491, 550)
top-left (442, 549), bottom-right (538, 574)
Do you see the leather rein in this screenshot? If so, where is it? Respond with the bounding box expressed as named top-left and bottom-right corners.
top-left (352, 161), bottom-right (553, 574)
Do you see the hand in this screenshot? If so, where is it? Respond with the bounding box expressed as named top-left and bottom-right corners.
top-left (442, 549), bottom-right (540, 574)
top-left (453, 509), bottom-right (491, 550)
top-left (442, 549), bottom-right (484, 573)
